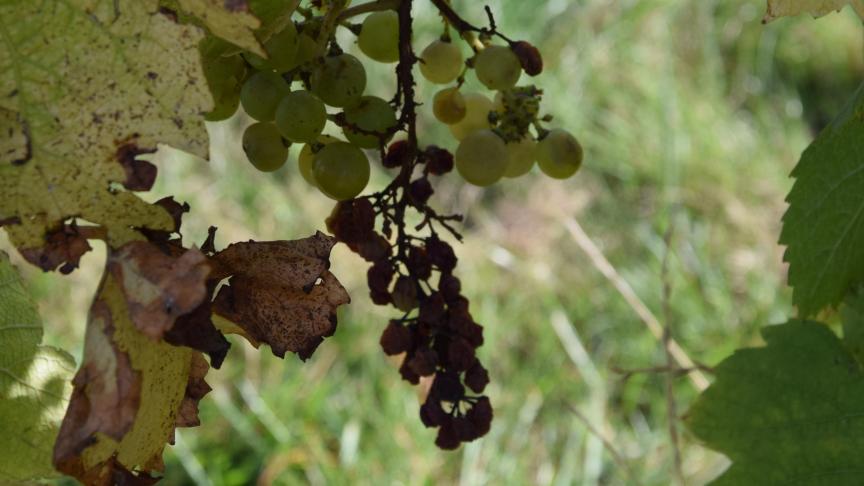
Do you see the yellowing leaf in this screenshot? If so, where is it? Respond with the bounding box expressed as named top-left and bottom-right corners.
top-left (175, 0), bottom-right (265, 56)
top-left (0, 0), bottom-right (212, 254)
top-left (0, 251), bottom-right (75, 482)
top-left (764, 0), bottom-right (864, 22)
top-left (53, 243), bottom-right (213, 484)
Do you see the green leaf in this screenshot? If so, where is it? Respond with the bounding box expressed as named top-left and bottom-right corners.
top-left (764, 0), bottom-right (864, 22)
top-left (779, 82), bottom-right (864, 317)
top-left (842, 288), bottom-right (864, 363)
top-left (0, 1), bottom-right (212, 252)
top-left (686, 321), bottom-right (864, 485)
top-left (174, 0), bottom-right (264, 56)
top-left (0, 251), bottom-right (75, 482)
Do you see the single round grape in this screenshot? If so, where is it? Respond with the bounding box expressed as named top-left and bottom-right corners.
top-left (242, 122), bottom-right (290, 172)
top-left (537, 129), bottom-right (583, 179)
top-left (455, 129), bottom-right (508, 186)
top-left (263, 23), bottom-right (299, 72)
top-left (474, 45), bottom-right (522, 90)
top-left (419, 40), bottom-right (463, 84)
top-left (240, 71), bottom-right (291, 121)
top-left (298, 135), bottom-right (340, 187)
top-left (290, 33), bottom-right (318, 68)
top-left (433, 87), bottom-right (466, 125)
top-left (311, 54), bottom-right (367, 108)
top-left (448, 93), bottom-right (493, 140)
top-left (275, 90), bottom-right (327, 143)
top-left (504, 137), bottom-right (537, 178)
top-left (200, 42), bottom-right (246, 121)
top-left (358, 11), bottom-right (400, 63)
top-left (342, 96), bottom-right (397, 148)
top-left (313, 142), bottom-right (371, 200)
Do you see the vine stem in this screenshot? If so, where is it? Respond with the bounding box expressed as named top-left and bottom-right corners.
top-left (338, 0), bottom-right (402, 22)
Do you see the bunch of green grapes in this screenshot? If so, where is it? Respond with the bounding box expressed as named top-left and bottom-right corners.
top-left (200, 7), bottom-right (403, 200)
top-left (420, 36), bottom-right (583, 187)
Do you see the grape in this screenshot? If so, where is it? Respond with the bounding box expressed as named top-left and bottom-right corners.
top-left (504, 137), bottom-right (537, 178)
top-left (448, 93), bottom-right (493, 140)
top-left (474, 45), bottom-right (521, 90)
top-left (433, 88), bottom-right (466, 125)
top-left (291, 33), bottom-right (319, 68)
top-left (311, 54), bottom-right (367, 108)
top-left (200, 38), bottom-right (247, 122)
top-left (242, 122), bottom-right (290, 172)
top-left (298, 135), bottom-right (339, 187)
top-left (358, 11), bottom-right (400, 63)
top-left (275, 90), bottom-right (327, 143)
top-left (455, 129), bottom-right (508, 186)
top-left (263, 23), bottom-right (299, 72)
top-left (240, 71), bottom-right (291, 121)
top-left (313, 142), bottom-right (371, 200)
top-left (537, 129), bottom-right (583, 179)
top-left (342, 96), bottom-right (397, 148)
top-left (419, 40), bottom-right (463, 84)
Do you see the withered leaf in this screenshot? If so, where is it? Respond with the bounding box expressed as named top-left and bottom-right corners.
top-left (211, 231), bottom-right (350, 359)
top-left (54, 248), bottom-right (212, 484)
top-left (19, 221), bottom-right (93, 274)
top-left (107, 242), bottom-right (210, 340)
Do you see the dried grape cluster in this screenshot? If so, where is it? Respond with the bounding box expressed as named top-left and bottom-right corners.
top-left (201, 0), bottom-right (586, 448)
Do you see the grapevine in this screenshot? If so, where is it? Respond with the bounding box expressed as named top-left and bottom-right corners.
top-left (207, 0), bottom-right (585, 450)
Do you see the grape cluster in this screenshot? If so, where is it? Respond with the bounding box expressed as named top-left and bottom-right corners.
top-left (199, 0), bottom-right (587, 449)
top-left (326, 144), bottom-right (492, 449)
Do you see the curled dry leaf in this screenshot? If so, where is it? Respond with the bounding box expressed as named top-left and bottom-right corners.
top-left (54, 242), bottom-right (213, 485)
top-left (19, 220), bottom-right (93, 274)
top-left (211, 231), bottom-right (351, 359)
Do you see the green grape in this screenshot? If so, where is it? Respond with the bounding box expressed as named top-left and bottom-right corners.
top-left (537, 129), bottom-right (583, 179)
top-left (275, 90), bottom-right (327, 143)
top-left (263, 23), bottom-right (299, 72)
top-left (455, 129), bottom-right (508, 186)
top-left (298, 135), bottom-right (340, 187)
top-left (419, 40), bottom-right (463, 84)
top-left (243, 51), bottom-right (273, 71)
top-left (432, 87), bottom-right (466, 125)
top-left (240, 71), bottom-right (291, 121)
top-left (449, 93), bottom-right (493, 140)
top-left (313, 142), bottom-right (371, 200)
top-left (291, 33), bottom-right (319, 68)
top-left (242, 122), bottom-right (290, 172)
top-left (474, 45), bottom-right (522, 90)
top-left (311, 54), bottom-right (367, 107)
top-left (200, 38), bottom-right (247, 122)
top-left (358, 11), bottom-right (400, 63)
top-left (504, 136), bottom-right (537, 178)
top-left (342, 96), bottom-right (397, 148)
top-left (492, 91), bottom-right (505, 113)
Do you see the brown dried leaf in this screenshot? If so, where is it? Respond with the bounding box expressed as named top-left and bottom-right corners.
top-left (19, 221), bottom-right (93, 274)
top-left (211, 231), bottom-right (350, 359)
top-left (107, 242), bottom-right (210, 340)
top-left (54, 243), bottom-right (213, 484)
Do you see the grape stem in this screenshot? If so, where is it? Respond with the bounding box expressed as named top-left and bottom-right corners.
top-left (337, 0), bottom-right (402, 22)
top-left (428, 0), bottom-right (513, 43)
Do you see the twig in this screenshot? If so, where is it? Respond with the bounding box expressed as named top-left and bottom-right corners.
top-left (561, 217), bottom-right (709, 392)
top-left (660, 223), bottom-right (683, 485)
top-left (569, 406), bottom-right (640, 485)
top-left (337, 0), bottom-right (401, 22)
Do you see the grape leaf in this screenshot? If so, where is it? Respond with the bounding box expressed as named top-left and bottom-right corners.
top-left (686, 321), bottom-right (864, 485)
top-left (842, 288), bottom-right (864, 363)
top-left (0, 0), bottom-right (212, 257)
top-left (173, 0), bottom-right (265, 56)
top-left (779, 82), bottom-right (864, 317)
top-left (764, 0), bottom-right (864, 21)
top-left (210, 232), bottom-right (351, 359)
top-left (0, 251), bottom-right (75, 482)
top-left (53, 242), bottom-right (213, 484)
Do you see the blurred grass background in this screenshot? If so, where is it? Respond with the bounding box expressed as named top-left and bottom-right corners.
top-left (3, 0), bottom-right (863, 484)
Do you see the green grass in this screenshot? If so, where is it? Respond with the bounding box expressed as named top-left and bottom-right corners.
top-left (6, 1), bottom-right (863, 485)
